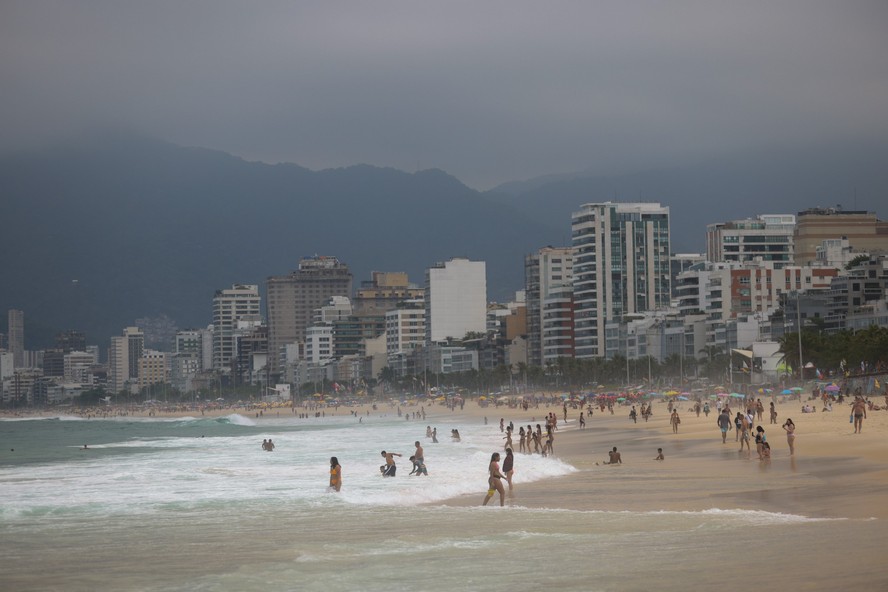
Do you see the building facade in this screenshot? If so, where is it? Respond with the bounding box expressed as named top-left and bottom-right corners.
top-left (424, 258), bottom-right (487, 344)
top-left (212, 284), bottom-right (261, 372)
top-left (266, 256), bottom-right (352, 375)
top-left (525, 247), bottom-right (573, 366)
top-left (8, 309), bottom-right (24, 368)
top-left (572, 202), bottom-right (671, 359)
top-left (794, 207), bottom-right (888, 265)
top-left (706, 214), bottom-right (795, 267)
top-left (109, 327), bottom-right (144, 393)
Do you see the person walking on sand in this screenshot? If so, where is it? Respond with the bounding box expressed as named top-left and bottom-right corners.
top-left (502, 447), bottom-right (515, 491)
top-left (851, 397), bottom-right (867, 433)
top-left (482, 452), bottom-right (507, 506)
top-left (670, 409), bottom-right (681, 433)
top-left (329, 457), bottom-right (342, 492)
top-left (782, 418), bottom-right (796, 455)
top-left (717, 409), bottom-right (732, 443)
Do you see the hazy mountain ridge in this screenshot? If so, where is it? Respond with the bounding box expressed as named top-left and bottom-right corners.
top-left (0, 132), bottom-right (560, 347)
top-left (487, 137), bottom-right (888, 253)
top-left (2, 132), bottom-right (886, 348)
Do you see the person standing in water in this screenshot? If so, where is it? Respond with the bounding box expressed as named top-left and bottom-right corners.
top-left (329, 457), bottom-right (342, 492)
top-left (482, 452), bottom-right (507, 507)
top-left (782, 418), bottom-right (796, 455)
top-left (380, 451), bottom-right (401, 476)
top-left (502, 447), bottom-right (515, 491)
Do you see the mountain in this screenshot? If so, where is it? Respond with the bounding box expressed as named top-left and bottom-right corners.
top-left (0, 131), bottom-right (561, 348)
top-left (2, 131), bottom-right (886, 349)
top-left (487, 137), bottom-right (888, 253)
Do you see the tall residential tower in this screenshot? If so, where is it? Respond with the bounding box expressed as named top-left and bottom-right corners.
top-left (572, 202), bottom-right (671, 359)
top-left (266, 256), bottom-right (352, 374)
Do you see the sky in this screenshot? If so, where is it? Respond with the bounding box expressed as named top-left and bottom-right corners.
top-left (2, 1), bottom-right (887, 190)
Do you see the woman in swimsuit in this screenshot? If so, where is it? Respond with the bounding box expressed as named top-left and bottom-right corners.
top-left (329, 457), bottom-right (342, 492)
top-left (782, 418), bottom-right (796, 455)
top-left (482, 452), bottom-right (507, 506)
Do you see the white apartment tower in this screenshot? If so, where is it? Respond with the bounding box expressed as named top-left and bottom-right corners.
top-left (386, 300), bottom-right (427, 355)
top-left (525, 247), bottom-right (573, 366)
top-left (212, 284), bottom-right (261, 371)
top-left (572, 202), bottom-right (671, 359)
top-left (425, 258), bottom-right (487, 344)
top-left (109, 326), bottom-right (144, 393)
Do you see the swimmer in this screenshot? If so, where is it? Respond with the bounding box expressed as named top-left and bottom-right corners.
top-left (605, 447), bottom-right (622, 464)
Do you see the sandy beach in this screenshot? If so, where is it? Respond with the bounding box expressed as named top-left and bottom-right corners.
top-left (405, 395), bottom-right (888, 521)
top-left (6, 395), bottom-right (888, 521)
top-left (4, 395), bottom-right (888, 591)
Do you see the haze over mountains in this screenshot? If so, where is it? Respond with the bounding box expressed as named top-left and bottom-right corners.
top-left (1, 130), bottom-right (886, 348)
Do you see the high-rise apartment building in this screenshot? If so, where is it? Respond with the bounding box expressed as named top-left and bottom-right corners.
top-left (266, 256), bottom-right (353, 375)
top-left (525, 247), bottom-right (573, 366)
top-left (212, 284), bottom-right (261, 372)
top-left (572, 202), bottom-right (671, 359)
top-left (138, 350), bottom-right (168, 391)
top-left (109, 327), bottom-right (144, 393)
top-left (8, 309), bottom-right (24, 368)
top-left (794, 207), bottom-right (888, 265)
top-left (386, 300), bottom-right (426, 355)
top-left (706, 214), bottom-right (795, 267)
top-left (424, 258), bottom-right (487, 344)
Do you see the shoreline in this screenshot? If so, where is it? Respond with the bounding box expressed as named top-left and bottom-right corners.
top-left (4, 397), bottom-right (887, 520)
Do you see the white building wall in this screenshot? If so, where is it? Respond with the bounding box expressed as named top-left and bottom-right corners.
top-left (425, 258), bottom-right (487, 344)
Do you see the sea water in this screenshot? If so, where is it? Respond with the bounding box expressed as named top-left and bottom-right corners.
top-left (1, 412), bottom-right (885, 591)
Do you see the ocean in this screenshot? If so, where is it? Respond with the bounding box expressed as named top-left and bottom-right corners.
top-left (1, 411), bottom-right (885, 591)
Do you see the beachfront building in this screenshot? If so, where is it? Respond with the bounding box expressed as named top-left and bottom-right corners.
top-left (8, 309), bottom-right (24, 368)
top-left (109, 326), bottom-right (144, 393)
top-left (706, 214), bottom-right (796, 268)
top-left (541, 285), bottom-right (574, 362)
top-left (424, 258), bottom-right (487, 345)
top-left (386, 300), bottom-right (426, 356)
top-left (670, 253), bottom-right (705, 301)
top-left (266, 256), bottom-right (353, 376)
top-left (572, 202), bottom-right (671, 359)
top-left (352, 272), bottom-right (424, 315)
top-left (138, 350), bottom-right (168, 392)
top-left (525, 247), bottom-right (573, 366)
top-left (212, 284), bottom-right (261, 372)
top-left (794, 207), bottom-right (888, 265)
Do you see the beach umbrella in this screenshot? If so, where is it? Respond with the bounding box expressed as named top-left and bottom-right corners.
top-left (825, 385), bottom-right (840, 392)
top-left (677, 396), bottom-right (689, 401)
top-left (781, 389), bottom-right (792, 395)
top-left (665, 390), bottom-right (679, 395)
top-left (617, 397), bottom-right (626, 402)
top-left (791, 387), bottom-right (804, 392)
top-left (730, 393), bottom-right (745, 398)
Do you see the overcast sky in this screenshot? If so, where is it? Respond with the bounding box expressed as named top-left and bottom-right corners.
top-left (2, 1), bottom-right (887, 189)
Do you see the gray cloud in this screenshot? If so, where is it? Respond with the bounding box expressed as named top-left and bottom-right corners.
top-left (2, 1), bottom-right (887, 188)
